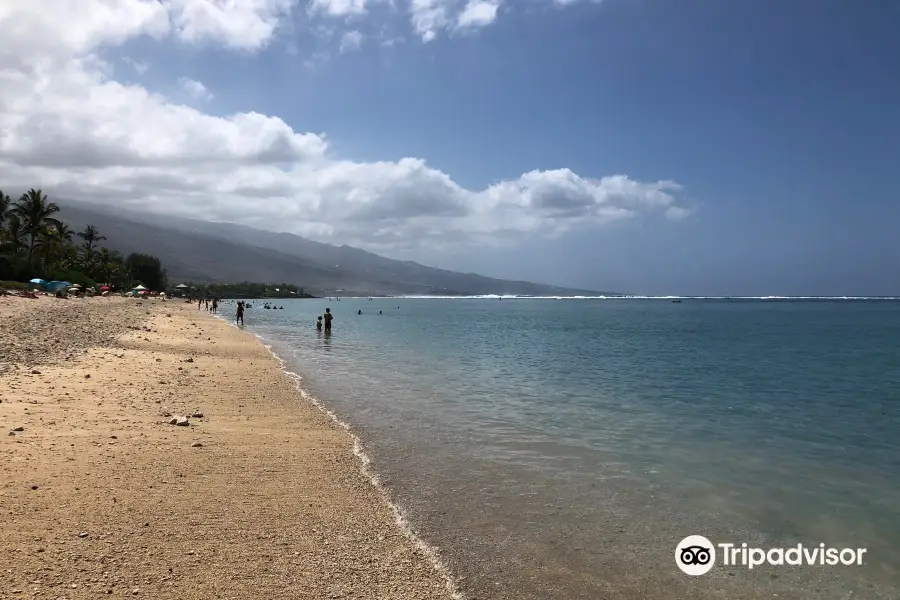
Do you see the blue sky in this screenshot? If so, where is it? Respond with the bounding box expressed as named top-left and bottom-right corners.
top-left (5, 0), bottom-right (900, 295)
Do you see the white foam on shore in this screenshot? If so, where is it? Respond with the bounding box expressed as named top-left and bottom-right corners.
top-left (389, 295), bottom-right (900, 300)
top-left (210, 312), bottom-right (465, 600)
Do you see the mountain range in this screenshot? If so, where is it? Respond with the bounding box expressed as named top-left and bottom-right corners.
top-left (57, 201), bottom-right (608, 297)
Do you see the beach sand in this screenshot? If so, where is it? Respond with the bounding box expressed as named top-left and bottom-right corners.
top-left (0, 297), bottom-right (456, 599)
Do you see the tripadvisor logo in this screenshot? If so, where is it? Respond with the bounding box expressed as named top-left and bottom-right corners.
top-left (676, 535), bottom-right (716, 576)
top-left (675, 535), bottom-right (868, 576)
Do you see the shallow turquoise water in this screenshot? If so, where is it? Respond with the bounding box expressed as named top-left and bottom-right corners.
top-left (236, 298), bottom-right (900, 599)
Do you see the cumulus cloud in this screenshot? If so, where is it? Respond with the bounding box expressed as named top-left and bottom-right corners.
top-left (309, 0), bottom-right (372, 17)
top-left (0, 0), bottom-right (690, 252)
top-left (456, 1), bottom-right (501, 30)
top-left (306, 0), bottom-right (593, 43)
top-left (409, 0), bottom-right (450, 42)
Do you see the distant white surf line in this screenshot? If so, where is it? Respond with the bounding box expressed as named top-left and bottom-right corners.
top-left (207, 311), bottom-right (466, 600)
top-left (386, 295), bottom-right (900, 300)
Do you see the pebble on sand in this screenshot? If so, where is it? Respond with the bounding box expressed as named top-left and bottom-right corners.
top-left (191, 441), bottom-right (203, 447)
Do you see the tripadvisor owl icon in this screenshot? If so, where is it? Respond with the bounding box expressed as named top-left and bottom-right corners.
top-left (676, 535), bottom-right (716, 575)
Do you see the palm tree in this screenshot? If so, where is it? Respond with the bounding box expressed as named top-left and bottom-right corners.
top-left (78, 224), bottom-right (106, 266)
top-left (54, 222), bottom-right (74, 244)
top-left (0, 190), bottom-right (11, 231)
top-left (35, 227), bottom-right (62, 270)
top-left (11, 189), bottom-right (61, 264)
top-left (1, 214), bottom-right (28, 256)
top-left (35, 223), bottom-right (76, 271)
top-left (98, 247), bottom-right (116, 284)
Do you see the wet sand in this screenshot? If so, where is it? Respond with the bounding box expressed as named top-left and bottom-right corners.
top-left (0, 296), bottom-right (456, 599)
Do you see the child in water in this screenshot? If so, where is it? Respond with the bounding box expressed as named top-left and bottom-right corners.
top-left (316, 316), bottom-right (323, 331)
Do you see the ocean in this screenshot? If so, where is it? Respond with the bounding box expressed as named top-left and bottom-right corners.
top-left (229, 297), bottom-right (900, 599)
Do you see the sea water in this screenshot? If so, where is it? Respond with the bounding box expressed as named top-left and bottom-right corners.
top-left (238, 298), bottom-right (900, 599)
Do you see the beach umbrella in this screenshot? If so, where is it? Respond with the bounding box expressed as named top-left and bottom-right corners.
top-left (71, 284), bottom-right (82, 288)
top-left (134, 284), bottom-right (147, 291)
top-left (68, 287), bottom-right (80, 292)
top-left (100, 285), bottom-right (110, 291)
top-left (175, 283), bottom-right (188, 289)
top-left (29, 278), bottom-right (47, 286)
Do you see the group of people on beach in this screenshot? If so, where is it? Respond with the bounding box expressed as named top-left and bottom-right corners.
top-left (224, 302), bottom-right (394, 332)
top-left (198, 297), bottom-right (218, 313)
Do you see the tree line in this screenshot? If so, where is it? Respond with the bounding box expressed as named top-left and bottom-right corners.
top-left (185, 282), bottom-right (315, 299)
top-left (0, 188), bottom-right (167, 290)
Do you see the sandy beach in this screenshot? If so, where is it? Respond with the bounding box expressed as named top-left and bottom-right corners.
top-left (0, 296), bottom-right (456, 599)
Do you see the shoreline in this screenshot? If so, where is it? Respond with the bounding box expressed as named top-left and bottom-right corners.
top-left (0, 297), bottom-right (457, 598)
top-left (209, 310), bottom-right (464, 599)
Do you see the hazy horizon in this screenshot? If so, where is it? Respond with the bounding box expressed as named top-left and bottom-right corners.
top-left (53, 198), bottom-right (896, 298)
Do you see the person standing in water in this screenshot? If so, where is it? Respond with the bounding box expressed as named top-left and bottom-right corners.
top-left (323, 307), bottom-right (333, 332)
top-left (211, 298), bottom-right (218, 314)
top-left (236, 301), bottom-right (244, 326)
top-left (316, 316), bottom-right (323, 331)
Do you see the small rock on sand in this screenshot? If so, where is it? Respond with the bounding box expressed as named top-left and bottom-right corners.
top-left (12, 426), bottom-right (24, 432)
top-left (191, 441), bottom-right (203, 447)
top-left (175, 416), bottom-right (190, 427)
top-left (192, 412), bottom-right (204, 418)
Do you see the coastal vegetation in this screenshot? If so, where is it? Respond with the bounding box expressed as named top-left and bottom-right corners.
top-left (0, 188), bottom-right (166, 290)
top-left (181, 281), bottom-right (316, 299)
top-left (0, 188), bottom-right (314, 297)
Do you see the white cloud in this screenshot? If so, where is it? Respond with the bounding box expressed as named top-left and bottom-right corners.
top-left (409, 0), bottom-right (451, 42)
top-left (166, 0), bottom-right (297, 50)
top-left (456, 0), bottom-right (500, 30)
top-left (309, 0), bottom-right (372, 17)
top-left (305, 0), bottom-right (598, 43)
top-left (179, 77), bottom-right (214, 101)
top-left (339, 30), bottom-right (365, 53)
top-left (0, 0), bottom-right (690, 253)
